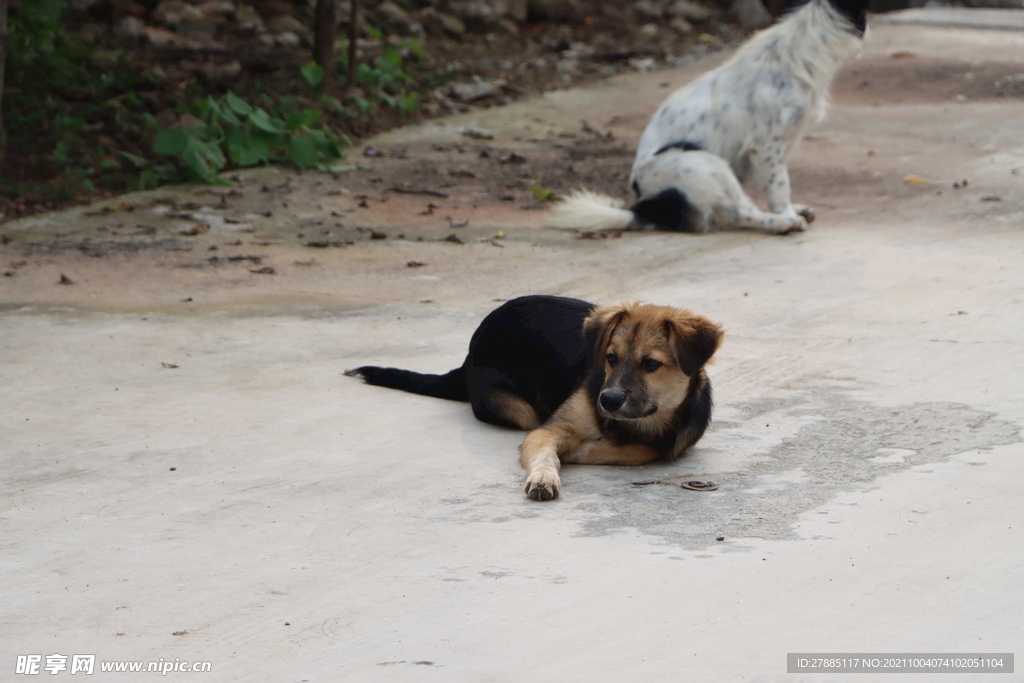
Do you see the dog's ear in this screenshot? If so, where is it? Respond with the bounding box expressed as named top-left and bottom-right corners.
top-left (665, 312), bottom-right (724, 377)
top-left (583, 303), bottom-right (631, 360)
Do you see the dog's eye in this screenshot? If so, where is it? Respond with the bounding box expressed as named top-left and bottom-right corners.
top-left (606, 353), bottom-right (618, 366)
top-left (641, 358), bottom-right (663, 373)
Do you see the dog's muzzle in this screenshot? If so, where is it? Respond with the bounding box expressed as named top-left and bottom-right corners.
top-left (599, 390), bottom-right (626, 412)
top-left (599, 390), bottom-right (658, 419)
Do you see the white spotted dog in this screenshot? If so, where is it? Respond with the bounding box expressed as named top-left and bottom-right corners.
top-left (546, 0), bottom-right (868, 236)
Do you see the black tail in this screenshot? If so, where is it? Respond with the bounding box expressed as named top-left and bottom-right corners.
top-left (345, 365), bottom-right (469, 402)
top-left (630, 188), bottom-right (697, 232)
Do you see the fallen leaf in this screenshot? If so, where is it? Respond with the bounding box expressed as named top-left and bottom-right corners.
top-left (902, 174), bottom-right (927, 185)
top-left (530, 183), bottom-right (554, 201)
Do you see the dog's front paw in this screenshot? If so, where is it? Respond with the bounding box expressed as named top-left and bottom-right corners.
top-left (777, 216), bottom-right (808, 235)
top-left (524, 469), bottom-right (561, 501)
top-left (794, 204), bottom-right (816, 224)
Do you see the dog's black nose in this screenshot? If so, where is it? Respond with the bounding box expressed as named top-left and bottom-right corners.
top-left (600, 391), bottom-right (626, 412)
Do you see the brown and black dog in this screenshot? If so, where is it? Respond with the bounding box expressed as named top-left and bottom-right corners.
top-left (347, 295), bottom-right (723, 500)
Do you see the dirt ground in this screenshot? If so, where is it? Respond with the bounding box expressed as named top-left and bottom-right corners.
top-left (3, 20), bottom-right (1023, 316)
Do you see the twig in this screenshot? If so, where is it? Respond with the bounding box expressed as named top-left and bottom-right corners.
top-left (389, 186), bottom-right (449, 198)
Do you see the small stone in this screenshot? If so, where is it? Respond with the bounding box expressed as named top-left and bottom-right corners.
top-left (266, 14), bottom-right (311, 40)
top-left (274, 30), bottom-right (302, 47)
top-left (234, 4), bottom-right (266, 33)
top-left (632, 0), bottom-right (665, 20)
top-left (153, 0), bottom-right (205, 26)
top-left (196, 0), bottom-right (235, 16)
top-left (439, 78), bottom-right (502, 102)
top-left (438, 12), bottom-right (466, 36)
top-left (113, 16), bottom-right (146, 39)
top-left (666, 0), bottom-right (717, 21)
top-left (730, 0), bottom-right (771, 28)
top-left (670, 17), bottom-right (694, 34)
top-left (378, 0), bottom-right (415, 29)
top-left (629, 56), bottom-right (657, 71)
top-left (143, 26), bottom-right (177, 46)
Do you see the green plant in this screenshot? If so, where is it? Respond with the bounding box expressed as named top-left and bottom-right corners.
top-left (153, 92), bottom-right (354, 185)
top-left (300, 61), bottom-right (325, 89)
top-left (345, 32), bottom-right (424, 116)
top-left (530, 183), bottom-right (555, 202)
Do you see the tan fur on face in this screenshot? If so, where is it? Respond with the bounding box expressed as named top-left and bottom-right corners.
top-left (586, 302), bottom-right (723, 435)
top-left (521, 302), bottom-right (723, 500)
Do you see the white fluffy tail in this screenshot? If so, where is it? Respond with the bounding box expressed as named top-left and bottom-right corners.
top-left (544, 190), bottom-right (635, 231)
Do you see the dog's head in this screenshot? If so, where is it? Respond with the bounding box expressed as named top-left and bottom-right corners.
top-left (583, 302), bottom-right (723, 425)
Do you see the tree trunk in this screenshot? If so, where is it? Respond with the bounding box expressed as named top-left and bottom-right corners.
top-left (347, 0), bottom-right (359, 91)
top-left (313, 0), bottom-right (335, 88)
top-left (0, 0), bottom-right (8, 171)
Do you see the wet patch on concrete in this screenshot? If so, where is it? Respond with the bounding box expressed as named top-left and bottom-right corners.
top-left (566, 386), bottom-right (1020, 550)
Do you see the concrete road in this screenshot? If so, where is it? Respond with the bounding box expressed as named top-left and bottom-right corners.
top-left (3, 12), bottom-right (1023, 682)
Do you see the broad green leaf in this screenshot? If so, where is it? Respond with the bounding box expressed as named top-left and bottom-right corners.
top-left (237, 135), bottom-right (271, 167)
top-left (300, 61), bottom-right (324, 88)
top-left (224, 127), bottom-right (247, 165)
top-left (225, 91), bottom-right (253, 116)
top-left (356, 62), bottom-right (374, 85)
top-left (248, 108), bottom-right (284, 134)
top-left (319, 95), bottom-right (345, 113)
top-left (284, 111), bottom-right (305, 131)
top-left (180, 138), bottom-right (226, 183)
top-left (153, 128), bottom-right (190, 156)
top-left (217, 105), bottom-right (242, 126)
top-left (287, 134), bottom-right (319, 170)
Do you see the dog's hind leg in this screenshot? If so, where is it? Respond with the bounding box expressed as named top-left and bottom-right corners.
top-left (701, 159), bottom-right (807, 234)
top-left (467, 366), bottom-right (542, 430)
top-left (478, 389), bottom-right (542, 430)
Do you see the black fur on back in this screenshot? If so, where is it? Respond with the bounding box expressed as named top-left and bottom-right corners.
top-left (464, 295), bottom-right (594, 426)
top-left (348, 295), bottom-right (595, 428)
top-left (630, 188), bottom-right (697, 232)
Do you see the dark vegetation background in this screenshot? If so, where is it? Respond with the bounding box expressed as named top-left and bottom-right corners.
top-left (0, 0), bottom-right (852, 221)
